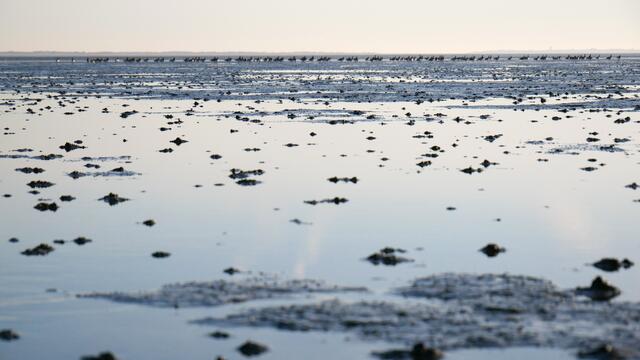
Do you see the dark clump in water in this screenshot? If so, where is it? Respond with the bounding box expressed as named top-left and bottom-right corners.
top-left (483, 134), bottom-right (503, 143)
top-left (36, 154), bottom-right (63, 161)
top-left (208, 331), bottom-right (230, 339)
top-left (15, 167), bottom-right (45, 174)
top-left (460, 166), bottom-right (483, 175)
top-left (73, 237), bottom-right (92, 245)
top-left (576, 276), bottom-right (621, 301)
top-left (223, 267), bottom-right (240, 275)
top-left (99, 193), bottom-right (129, 206)
top-left (170, 137), bottom-right (188, 145)
top-left (229, 168), bottom-right (264, 180)
top-left (59, 141), bottom-right (86, 152)
top-left (120, 110), bottom-right (137, 119)
top-left (327, 176), bottom-right (359, 183)
top-left (236, 179), bottom-right (261, 186)
top-left (27, 180), bottom-right (54, 189)
top-left (34, 202), bottom-right (58, 211)
top-left (21, 243), bottom-right (54, 256)
top-left (304, 197), bottom-right (348, 205)
top-left (0, 329), bottom-right (20, 341)
top-left (373, 343), bottom-right (443, 360)
top-left (289, 218), bottom-right (311, 225)
top-left (577, 344), bottom-right (628, 360)
top-left (237, 341), bottom-right (268, 357)
top-left (592, 258), bottom-right (634, 272)
top-left (81, 352), bottom-right (119, 360)
top-left (366, 247), bottom-right (412, 266)
top-left (479, 243), bottom-right (506, 257)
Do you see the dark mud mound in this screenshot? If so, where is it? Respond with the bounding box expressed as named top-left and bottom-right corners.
top-left (68, 169), bottom-right (140, 179)
top-left (373, 343), bottom-right (443, 360)
top-left (395, 273), bottom-right (561, 303)
top-left (366, 247), bottom-right (413, 266)
top-left (548, 144), bottom-right (625, 155)
top-left (80, 276), bottom-right (366, 308)
top-left (196, 274), bottom-right (640, 356)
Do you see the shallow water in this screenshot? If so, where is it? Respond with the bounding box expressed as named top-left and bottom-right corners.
top-left (0, 57), bottom-right (639, 359)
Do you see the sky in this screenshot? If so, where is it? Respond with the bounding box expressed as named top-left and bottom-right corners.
top-left (0, 0), bottom-right (639, 53)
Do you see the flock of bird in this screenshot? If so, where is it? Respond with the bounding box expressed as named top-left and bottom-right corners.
top-left (72, 54), bottom-right (624, 63)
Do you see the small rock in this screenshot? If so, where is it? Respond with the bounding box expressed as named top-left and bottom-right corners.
top-left (621, 258), bottom-right (634, 268)
top-left (237, 341), bottom-right (268, 357)
top-left (479, 243), bottom-right (506, 257)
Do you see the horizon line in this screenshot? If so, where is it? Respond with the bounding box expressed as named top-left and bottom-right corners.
top-left (1, 49), bottom-right (639, 56)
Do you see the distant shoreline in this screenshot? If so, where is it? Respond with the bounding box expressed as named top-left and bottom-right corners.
top-left (1, 50), bottom-right (639, 58)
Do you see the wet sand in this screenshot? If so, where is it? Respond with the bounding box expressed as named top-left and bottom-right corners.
top-left (0, 56), bottom-right (639, 359)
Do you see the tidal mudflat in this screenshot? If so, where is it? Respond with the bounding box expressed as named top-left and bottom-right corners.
top-left (0, 56), bottom-right (639, 360)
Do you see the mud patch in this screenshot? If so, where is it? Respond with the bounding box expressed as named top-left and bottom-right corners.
top-left (548, 144), bottom-right (625, 155)
top-left (80, 276), bottom-right (367, 308)
top-left (68, 170), bottom-right (140, 179)
top-left (196, 274), bottom-right (640, 357)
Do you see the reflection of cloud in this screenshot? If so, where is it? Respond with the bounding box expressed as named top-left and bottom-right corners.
top-left (293, 209), bottom-right (334, 278)
top-left (538, 191), bottom-right (607, 251)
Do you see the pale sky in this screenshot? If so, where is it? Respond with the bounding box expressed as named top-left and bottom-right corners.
top-left (1, 0), bottom-right (639, 53)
